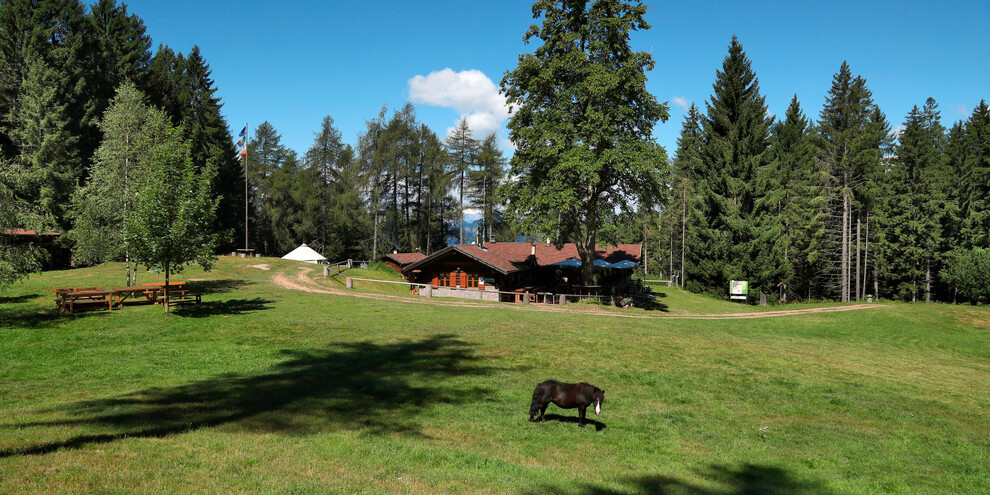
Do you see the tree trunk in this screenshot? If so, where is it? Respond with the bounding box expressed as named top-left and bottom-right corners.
top-left (680, 185), bottom-right (686, 289)
top-left (855, 214), bottom-right (861, 301)
top-left (164, 265), bottom-right (170, 313)
top-left (862, 213), bottom-right (870, 300)
top-left (925, 258), bottom-right (931, 303)
top-left (842, 178), bottom-right (849, 302)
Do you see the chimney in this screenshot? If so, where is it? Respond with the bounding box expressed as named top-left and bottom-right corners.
top-left (531, 243), bottom-right (536, 256)
top-left (546, 238), bottom-right (551, 247)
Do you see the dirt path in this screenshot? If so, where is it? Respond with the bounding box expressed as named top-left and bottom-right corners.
top-left (271, 268), bottom-right (883, 320)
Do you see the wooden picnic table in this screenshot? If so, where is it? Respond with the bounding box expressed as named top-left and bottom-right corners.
top-left (54, 289), bottom-right (114, 313)
top-left (108, 286), bottom-right (161, 307)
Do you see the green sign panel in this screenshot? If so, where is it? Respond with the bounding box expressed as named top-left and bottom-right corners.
top-left (730, 280), bottom-right (749, 296)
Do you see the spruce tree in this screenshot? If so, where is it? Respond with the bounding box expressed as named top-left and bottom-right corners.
top-left (876, 99), bottom-right (948, 301)
top-left (673, 104), bottom-right (703, 288)
top-left (305, 115), bottom-right (346, 255)
top-left (246, 122), bottom-right (295, 255)
top-left (768, 96), bottom-right (823, 300)
top-left (961, 100), bottom-right (990, 248)
top-left (686, 36), bottom-right (773, 296)
top-left (469, 133), bottom-right (507, 242)
top-left (815, 62), bottom-right (889, 300)
top-left (80, 0), bottom-right (153, 161)
top-left (445, 117), bottom-right (477, 245)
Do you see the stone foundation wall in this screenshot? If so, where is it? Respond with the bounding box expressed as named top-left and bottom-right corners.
top-left (424, 286), bottom-right (500, 302)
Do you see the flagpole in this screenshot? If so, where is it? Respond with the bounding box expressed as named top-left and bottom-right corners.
top-left (244, 123), bottom-right (249, 251)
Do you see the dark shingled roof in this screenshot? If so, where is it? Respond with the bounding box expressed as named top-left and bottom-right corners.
top-left (403, 242), bottom-right (641, 275)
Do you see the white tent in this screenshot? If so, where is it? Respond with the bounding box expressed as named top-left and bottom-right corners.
top-left (281, 243), bottom-right (327, 264)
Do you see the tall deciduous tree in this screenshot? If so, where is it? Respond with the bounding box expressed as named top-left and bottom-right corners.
top-left (126, 120), bottom-right (219, 312)
top-left (71, 82), bottom-right (167, 285)
top-left (500, 0), bottom-right (668, 283)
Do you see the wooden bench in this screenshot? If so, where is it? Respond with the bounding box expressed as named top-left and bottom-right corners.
top-left (160, 292), bottom-right (202, 305)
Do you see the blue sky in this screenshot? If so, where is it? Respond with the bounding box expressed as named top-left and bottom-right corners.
top-left (123, 0), bottom-right (989, 157)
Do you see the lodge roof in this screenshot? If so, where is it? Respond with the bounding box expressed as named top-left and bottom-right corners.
top-left (402, 242), bottom-right (641, 275)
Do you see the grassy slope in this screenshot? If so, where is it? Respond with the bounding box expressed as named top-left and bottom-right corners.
top-left (0, 257), bottom-right (987, 494)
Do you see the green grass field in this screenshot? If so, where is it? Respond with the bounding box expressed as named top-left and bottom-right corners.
top-left (1, 257), bottom-right (988, 494)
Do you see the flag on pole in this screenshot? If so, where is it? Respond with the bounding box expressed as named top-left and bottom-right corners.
top-left (235, 123), bottom-right (248, 159)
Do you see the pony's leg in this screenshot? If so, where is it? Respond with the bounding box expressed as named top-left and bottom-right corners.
top-left (578, 406), bottom-right (587, 427)
top-left (539, 403), bottom-right (549, 422)
top-left (529, 397), bottom-right (541, 422)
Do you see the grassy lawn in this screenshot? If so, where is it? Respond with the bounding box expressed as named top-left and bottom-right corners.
top-left (1, 257), bottom-right (988, 494)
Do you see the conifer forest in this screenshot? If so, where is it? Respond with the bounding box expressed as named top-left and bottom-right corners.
top-left (1, 0), bottom-right (988, 305)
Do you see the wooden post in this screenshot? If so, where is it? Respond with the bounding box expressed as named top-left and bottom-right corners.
top-left (346, 277), bottom-right (353, 289)
top-left (424, 285), bottom-right (432, 298)
top-left (523, 292), bottom-right (530, 304)
top-left (348, 259), bottom-right (353, 268)
top-left (323, 265), bottom-right (329, 277)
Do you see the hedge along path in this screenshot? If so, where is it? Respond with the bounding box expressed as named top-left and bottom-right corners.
top-left (271, 267), bottom-right (883, 320)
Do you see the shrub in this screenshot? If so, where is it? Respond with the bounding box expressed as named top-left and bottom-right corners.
top-left (942, 248), bottom-right (990, 304)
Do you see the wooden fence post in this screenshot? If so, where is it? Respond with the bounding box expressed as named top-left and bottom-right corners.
top-left (346, 277), bottom-right (353, 289)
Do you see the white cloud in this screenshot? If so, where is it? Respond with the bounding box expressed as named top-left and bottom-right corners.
top-left (893, 124), bottom-right (907, 138)
top-left (956, 104), bottom-right (970, 116)
top-left (671, 96), bottom-right (691, 112)
top-left (408, 68), bottom-right (510, 140)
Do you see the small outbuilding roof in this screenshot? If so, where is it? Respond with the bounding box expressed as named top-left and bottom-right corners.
top-left (381, 252), bottom-right (426, 266)
top-left (281, 243), bottom-right (327, 264)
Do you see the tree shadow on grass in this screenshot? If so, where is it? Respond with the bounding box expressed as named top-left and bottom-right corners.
top-left (186, 278), bottom-right (254, 295)
top-left (525, 463), bottom-right (834, 495)
top-left (0, 304), bottom-right (109, 329)
top-left (0, 294), bottom-right (36, 304)
top-left (633, 292), bottom-right (669, 312)
top-left (1, 334), bottom-right (493, 457)
top-left (171, 297), bottom-right (275, 318)
top-left (538, 413), bottom-right (607, 431)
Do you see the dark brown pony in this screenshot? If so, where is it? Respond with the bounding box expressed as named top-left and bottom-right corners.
top-left (529, 380), bottom-right (604, 427)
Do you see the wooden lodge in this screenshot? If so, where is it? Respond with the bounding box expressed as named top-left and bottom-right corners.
top-left (402, 241), bottom-right (642, 302)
